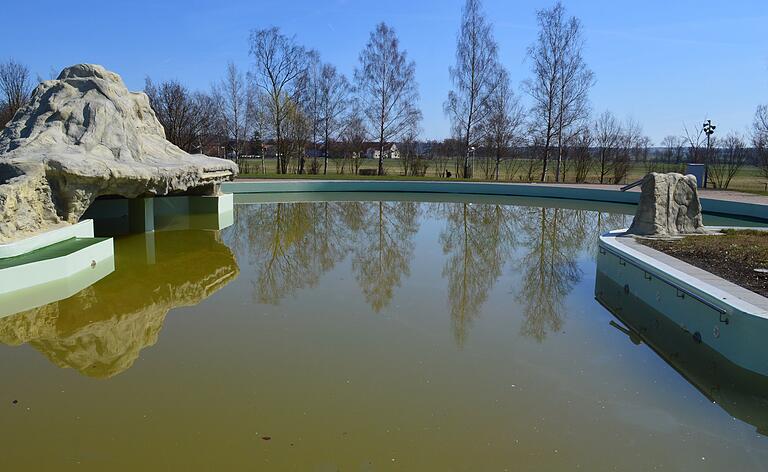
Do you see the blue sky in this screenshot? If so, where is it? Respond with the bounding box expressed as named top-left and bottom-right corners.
top-left (2, 0), bottom-right (767, 143)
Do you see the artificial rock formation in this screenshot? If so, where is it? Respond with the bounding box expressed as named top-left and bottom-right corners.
top-left (0, 64), bottom-right (238, 242)
top-left (626, 172), bottom-right (707, 237)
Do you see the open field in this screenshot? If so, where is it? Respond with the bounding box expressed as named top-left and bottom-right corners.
top-left (236, 157), bottom-right (768, 195)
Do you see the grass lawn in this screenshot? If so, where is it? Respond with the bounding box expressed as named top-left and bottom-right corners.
top-left (641, 229), bottom-right (768, 297)
top-left (236, 157), bottom-right (768, 195)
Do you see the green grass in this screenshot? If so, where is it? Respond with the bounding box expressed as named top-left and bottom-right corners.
top-left (236, 157), bottom-right (768, 195)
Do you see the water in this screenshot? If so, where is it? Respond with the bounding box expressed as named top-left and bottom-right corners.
top-left (1, 194), bottom-right (766, 471)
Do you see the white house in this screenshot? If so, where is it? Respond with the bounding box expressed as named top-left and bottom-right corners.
top-left (365, 144), bottom-right (399, 159)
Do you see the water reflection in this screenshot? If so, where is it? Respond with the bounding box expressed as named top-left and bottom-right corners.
top-left (515, 207), bottom-right (584, 341)
top-left (228, 202), bottom-right (351, 304)
top-left (595, 270), bottom-right (768, 436)
top-left (0, 198), bottom-right (632, 378)
top-left (229, 199), bottom-right (630, 343)
top-left (0, 230), bottom-right (238, 378)
top-left (229, 201), bottom-right (420, 312)
top-left (435, 203), bottom-right (517, 345)
top-left (352, 201), bottom-right (420, 312)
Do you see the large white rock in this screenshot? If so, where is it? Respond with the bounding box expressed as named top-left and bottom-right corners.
top-left (627, 172), bottom-right (707, 237)
top-left (0, 64), bottom-right (238, 242)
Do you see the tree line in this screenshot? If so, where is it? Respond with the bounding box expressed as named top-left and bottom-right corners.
top-left (1, 0), bottom-right (767, 187)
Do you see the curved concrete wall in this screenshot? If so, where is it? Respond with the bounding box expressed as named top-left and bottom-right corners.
top-left (222, 180), bottom-right (768, 222)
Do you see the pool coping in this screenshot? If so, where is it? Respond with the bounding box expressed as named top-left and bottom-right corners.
top-left (0, 220), bottom-right (96, 258)
top-left (222, 180), bottom-right (768, 222)
top-left (599, 229), bottom-right (768, 319)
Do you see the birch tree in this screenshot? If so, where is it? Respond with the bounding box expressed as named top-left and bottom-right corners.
top-left (319, 64), bottom-right (352, 174)
top-left (525, 2), bottom-right (593, 182)
top-left (355, 22), bottom-right (421, 175)
top-left (213, 62), bottom-right (251, 159)
top-left (481, 68), bottom-right (525, 180)
top-left (445, 0), bottom-right (499, 178)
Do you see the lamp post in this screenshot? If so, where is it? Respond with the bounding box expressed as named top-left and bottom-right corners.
top-left (469, 146), bottom-right (476, 180)
top-left (703, 119), bottom-right (716, 188)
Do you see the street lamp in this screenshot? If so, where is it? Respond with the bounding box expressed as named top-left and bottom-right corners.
top-left (470, 146), bottom-right (476, 179)
top-left (702, 119), bottom-right (716, 188)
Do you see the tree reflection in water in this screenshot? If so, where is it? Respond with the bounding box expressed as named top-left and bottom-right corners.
top-left (228, 199), bottom-right (631, 342)
top-left (0, 200), bottom-right (631, 378)
top-left (436, 203), bottom-right (518, 345)
top-left (516, 207), bottom-right (585, 341)
top-left (230, 202), bottom-right (353, 304)
top-left (352, 201), bottom-right (420, 312)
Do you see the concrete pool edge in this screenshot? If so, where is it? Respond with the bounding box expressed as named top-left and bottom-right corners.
top-left (0, 193), bottom-right (234, 313)
top-left (597, 230), bottom-right (768, 376)
top-left (221, 180), bottom-right (768, 222)
top-left (0, 220), bottom-right (96, 258)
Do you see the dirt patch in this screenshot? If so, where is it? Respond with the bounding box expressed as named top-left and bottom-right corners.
top-left (640, 229), bottom-right (768, 298)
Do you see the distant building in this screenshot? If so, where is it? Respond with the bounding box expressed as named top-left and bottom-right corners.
top-left (388, 144), bottom-right (400, 159)
top-left (365, 144), bottom-right (399, 159)
top-left (365, 147), bottom-right (380, 159)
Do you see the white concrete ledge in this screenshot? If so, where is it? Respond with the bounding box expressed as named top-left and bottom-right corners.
top-left (0, 220), bottom-right (95, 259)
top-left (0, 237), bottom-right (114, 297)
top-left (598, 230), bottom-right (768, 376)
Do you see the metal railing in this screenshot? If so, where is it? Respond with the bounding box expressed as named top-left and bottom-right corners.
top-left (599, 243), bottom-right (728, 317)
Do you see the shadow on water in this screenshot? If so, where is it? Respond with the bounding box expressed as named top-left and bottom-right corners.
top-left (0, 230), bottom-right (239, 378)
top-left (595, 269), bottom-right (768, 436)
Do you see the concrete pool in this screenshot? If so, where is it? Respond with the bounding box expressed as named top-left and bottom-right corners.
top-left (1, 191), bottom-right (767, 470)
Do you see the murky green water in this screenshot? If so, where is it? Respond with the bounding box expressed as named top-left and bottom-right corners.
top-left (1, 194), bottom-right (767, 471)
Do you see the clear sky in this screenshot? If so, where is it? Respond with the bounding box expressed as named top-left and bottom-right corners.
top-left (2, 0), bottom-right (767, 143)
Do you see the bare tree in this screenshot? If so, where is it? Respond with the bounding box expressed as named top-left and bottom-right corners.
top-left (593, 111), bottom-right (622, 184)
top-left (319, 64), bottom-right (352, 174)
top-left (445, 0), bottom-right (499, 178)
top-left (481, 68), bottom-right (525, 180)
top-left (525, 2), bottom-right (593, 182)
top-left (660, 135), bottom-right (685, 170)
top-left (753, 104), bottom-right (768, 180)
top-left (342, 111), bottom-right (367, 175)
top-left (553, 7), bottom-right (593, 182)
top-left (249, 27), bottom-right (308, 173)
top-left (212, 62), bottom-right (252, 159)
top-left (622, 118), bottom-right (651, 175)
top-left (144, 78), bottom-right (219, 153)
top-left (0, 59), bottom-right (33, 128)
top-left (683, 122), bottom-right (706, 164)
top-left (709, 133), bottom-right (747, 189)
top-left (355, 22), bottom-right (422, 175)
top-left (571, 128), bottom-right (593, 183)
top-left (303, 50), bottom-right (322, 174)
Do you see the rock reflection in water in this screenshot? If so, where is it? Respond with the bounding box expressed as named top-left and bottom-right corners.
top-left (595, 270), bottom-right (768, 436)
top-left (0, 230), bottom-right (238, 378)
